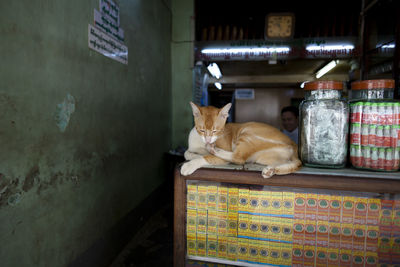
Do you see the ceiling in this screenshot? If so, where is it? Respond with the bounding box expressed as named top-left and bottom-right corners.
top-left (194, 0), bottom-right (397, 89)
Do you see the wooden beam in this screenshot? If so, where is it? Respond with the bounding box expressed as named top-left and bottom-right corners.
top-left (209, 74), bottom-right (349, 84)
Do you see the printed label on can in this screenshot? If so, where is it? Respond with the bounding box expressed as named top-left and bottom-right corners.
top-left (378, 148), bottom-right (386, 170)
top-left (351, 145), bottom-right (363, 168)
top-left (362, 146), bottom-right (371, 169)
top-left (378, 103), bottom-right (386, 125)
top-left (383, 126), bottom-right (391, 148)
top-left (368, 125), bottom-right (377, 147)
top-left (385, 148), bottom-right (394, 171)
top-left (385, 103), bottom-right (394, 125)
top-left (371, 147), bottom-right (378, 169)
top-left (350, 123), bottom-right (361, 145)
top-left (394, 148), bottom-right (400, 170)
top-left (361, 124), bottom-right (369, 146)
top-left (370, 103), bottom-right (378, 124)
top-left (362, 102), bottom-right (371, 124)
top-left (376, 126), bottom-right (384, 147)
top-left (351, 102), bottom-right (363, 123)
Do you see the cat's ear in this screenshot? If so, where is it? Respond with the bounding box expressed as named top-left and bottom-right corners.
top-left (219, 103), bottom-right (232, 119)
top-left (190, 102), bottom-right (201, 117)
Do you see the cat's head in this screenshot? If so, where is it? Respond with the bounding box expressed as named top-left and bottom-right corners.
top-left (189, 102), bottom-right (232, 144)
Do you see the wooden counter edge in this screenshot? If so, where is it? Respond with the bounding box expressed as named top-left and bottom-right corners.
top-left (173, 167), bottom-right (186, 267)
top-left (177, 165), bottom-right (400, 194)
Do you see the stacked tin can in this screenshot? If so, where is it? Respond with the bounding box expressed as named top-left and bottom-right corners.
top-left (299, 81), bottom-right (349, 168)
top-left (349, 79), bottom-right (400, 171)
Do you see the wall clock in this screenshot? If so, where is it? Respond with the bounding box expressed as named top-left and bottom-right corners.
top-left (265, 13), bottom-right (295, 39)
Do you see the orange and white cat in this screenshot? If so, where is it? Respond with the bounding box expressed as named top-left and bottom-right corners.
top-left (181, 102), bottom-right (302, 178)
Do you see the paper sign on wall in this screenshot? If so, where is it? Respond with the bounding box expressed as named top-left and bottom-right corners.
top-left (235, 89), bottom-right (255, 100)
top-left (94, 9), bottom-right (124, 42)
top-left (88, 24), bottom-right (128, 64)
top-left (99, 0), bottom-right (120, 26)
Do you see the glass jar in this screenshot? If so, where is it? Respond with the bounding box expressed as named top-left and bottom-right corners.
top-left (349, 79), bottom-right (400, 171)
top-left (299, 81), bottom-right (349, 168)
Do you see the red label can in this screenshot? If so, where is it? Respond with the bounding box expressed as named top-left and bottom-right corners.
top-left (351, 102), bottom-right (363, 123)
top-left (370, 148), bottom-right (378, 169)
top-left (350, 145), bottom-right (362, 168)
top-left (385, 103), bottom-right (394, 125)
top-left (395, 102), bottom-right (400, 124)
top-left (370, 103), bottom-right (378, 124)
top-left (385, 148), bottom-right (394, 171)
top-left (376, 126), bottom-right (384, 147)
top-left (368, 125), bottom-right (377, 147)
top-left (362, 146), bottom-right (371, 169)
top-left (362, 103), bottom-right (371, 124)
top-left (383, 126), bottom-right (391, 148)
top-left (394, 148), bottom-right (400, 171)
top-left (391, 125), bottom-right (398, 148)
top-left (378, 148), bottom-right (385, 170)
top-left (350, 123), bottom-right (361, 145)
top-left (361, 124), bottom-right (369, 146)
top-left (378, 103), bottom-right (386, 125)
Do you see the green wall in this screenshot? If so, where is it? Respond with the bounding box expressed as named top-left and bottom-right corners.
top-left (171, 0), bottom-right (195, 148)
top-left (0, 0), bottom-right (172, 266)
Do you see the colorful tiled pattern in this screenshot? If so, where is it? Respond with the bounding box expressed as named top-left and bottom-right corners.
top-left (186, 182), bottom-right (400, 267)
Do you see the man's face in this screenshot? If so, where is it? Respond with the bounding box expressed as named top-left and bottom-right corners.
top-left (281, 111), bottom-right (298, 132)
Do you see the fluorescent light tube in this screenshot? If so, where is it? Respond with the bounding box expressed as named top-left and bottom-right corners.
top-left (202, 47), bottom-right (290, 54)
top-left (306, 44), bottom-right (354, 51)
top-left (214, 82), bottom-right (222, 90)
top-left (300, 81), bottom-right (308, 88)
top-left (380, 44), bottom-right (395, 49)
top-left (207, 63), bottom-right (222, 79)
top-left (316, 60), bottom-right (338, 79)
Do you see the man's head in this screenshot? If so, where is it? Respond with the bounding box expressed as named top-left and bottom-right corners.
top-left (281, 106), bottom-right (299, 132)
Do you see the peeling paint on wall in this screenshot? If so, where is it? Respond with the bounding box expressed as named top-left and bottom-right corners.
top-left (23, 166), bottom-right (39, 192)
top-left (7, 193), bottom-right (21, 206)
top-left (0, 177), bottom-right (20, 207)
top-left (55, 94), bottom-right (75, 132)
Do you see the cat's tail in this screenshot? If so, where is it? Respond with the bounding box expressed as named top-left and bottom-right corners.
top-left (262, 157), bottom-right (302, 178)
top-left (274, 157), bottom-right (302, 175)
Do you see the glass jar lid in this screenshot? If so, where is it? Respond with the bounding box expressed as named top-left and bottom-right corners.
top-left (304, 81), bottom-right (343, 90)
top-left (351, 79), bottom-right (394, 90)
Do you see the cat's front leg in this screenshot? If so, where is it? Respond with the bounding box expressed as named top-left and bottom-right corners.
top-left (206, 145), bottom-right (233, 162)
top-left (180, 155), bottom-right (228, 176)
top-left (181, 157), bottom-right (209, 176)
top-left (184, 150), bottom-right (205, 160)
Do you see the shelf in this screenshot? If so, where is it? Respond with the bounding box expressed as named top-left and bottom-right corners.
top-left (203, 164), bottom-right (400, 180)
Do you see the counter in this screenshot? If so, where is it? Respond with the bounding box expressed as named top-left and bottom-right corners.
top-left (174, 164), bottom-right (400, 267)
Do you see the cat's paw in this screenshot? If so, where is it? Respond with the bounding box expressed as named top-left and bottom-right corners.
top-left (181, 158), bottom-right (207, 176)
top-left (181, 162), bottom-right (197, 176)
top-left (205, 143), bottom-right (216, 155)
top-left (262, 167), bottom-right (275, 178)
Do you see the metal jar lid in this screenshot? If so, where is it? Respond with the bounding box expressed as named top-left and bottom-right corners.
top-left (351, 79), bottom-right (395, 90)
top-left (304, 81), bottom-right (343, 90)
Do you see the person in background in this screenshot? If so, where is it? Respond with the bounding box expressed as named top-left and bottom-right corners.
top-left (281, 106), bottom-right (299, 144)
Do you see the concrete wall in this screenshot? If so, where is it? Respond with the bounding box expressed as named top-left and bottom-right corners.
top-left (0, 0), bottom-right (171, 266)
top-left (171, 0), bottom-right (195, 149)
